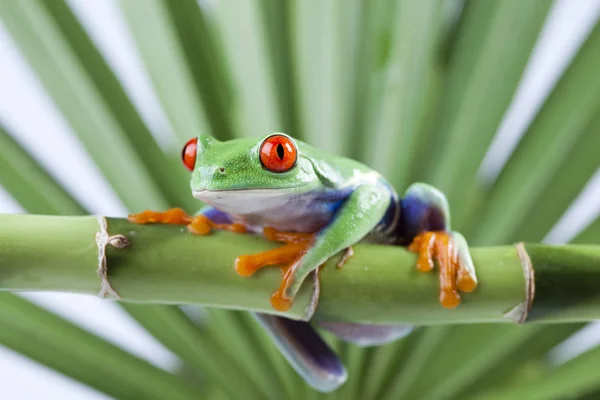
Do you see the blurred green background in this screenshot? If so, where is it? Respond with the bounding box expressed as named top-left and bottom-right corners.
top-left (0, 0), bottom-right (599, 398)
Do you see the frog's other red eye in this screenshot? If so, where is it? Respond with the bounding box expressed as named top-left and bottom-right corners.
top-left (181, 137), bottom-right (197, 172)
top-left (260, 134), bottom-right (298, 173)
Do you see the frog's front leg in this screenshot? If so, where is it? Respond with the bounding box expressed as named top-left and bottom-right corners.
top-left (402, 183), bottom-right (478, 308)
top-left (128, 206), bottom-right (321, 307)
top-left (127, 207), bottom-right (246, 235)
top-left (234, 227), bottom-right (316, 278)
top-left (271, 185), bottom-right (391, 313)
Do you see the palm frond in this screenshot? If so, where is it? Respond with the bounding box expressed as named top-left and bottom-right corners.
top-left (0, 0), bottom-right (599, 398)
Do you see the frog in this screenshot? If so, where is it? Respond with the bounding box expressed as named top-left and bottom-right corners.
top-left (128, 133), bottom-right (478, 392)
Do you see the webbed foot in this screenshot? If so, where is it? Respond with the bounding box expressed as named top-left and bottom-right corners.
top-left (408, 230), bottom-right (477, 308)
top-left (401, 183), bottom-right (478, 308)
top-left (235, 227), bottom-right (317, 312)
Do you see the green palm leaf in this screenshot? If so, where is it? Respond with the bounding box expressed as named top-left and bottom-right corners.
top-left (1, 0), bottom-right (599, 399)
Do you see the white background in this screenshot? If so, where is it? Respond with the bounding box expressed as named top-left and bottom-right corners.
top-left (1, 0), bottom-right (600, 398)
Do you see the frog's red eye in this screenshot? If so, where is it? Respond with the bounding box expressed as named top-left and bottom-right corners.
top-left (260, 134), bottom-right (297, 173)
top-left (181, 137), bottom-right (197, 172)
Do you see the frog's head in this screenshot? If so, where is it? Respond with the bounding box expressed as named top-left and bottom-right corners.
top-left (182, 133), bottom-right (338, 209)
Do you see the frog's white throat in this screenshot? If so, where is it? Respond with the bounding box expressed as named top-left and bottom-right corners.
top-left (192, 189), bottom-right (298, 215)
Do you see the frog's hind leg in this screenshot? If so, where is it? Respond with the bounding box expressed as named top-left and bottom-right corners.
top-left (319, 322), bottom-right (413, 346)
top-left (253, 314), bottom-right (347, 392)
top-left (402, 183), bottom-right (478, 308)
top-left (318, 183), bottom-right (481, 346)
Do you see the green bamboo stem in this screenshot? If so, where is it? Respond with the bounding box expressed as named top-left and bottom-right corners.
top-left (1, 214), bottom-right (600, 325)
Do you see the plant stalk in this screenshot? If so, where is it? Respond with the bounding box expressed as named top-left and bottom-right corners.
top-left (1, 214), bottom-right (599, 325)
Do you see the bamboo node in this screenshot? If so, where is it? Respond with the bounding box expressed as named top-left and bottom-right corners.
top-left (504, 242), bottom-right (535, 323)
top-left (95, 216), bottom-right (126, 300)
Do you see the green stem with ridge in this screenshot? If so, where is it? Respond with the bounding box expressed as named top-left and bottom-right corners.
top-left (1, 214), bottom-right (599, 325)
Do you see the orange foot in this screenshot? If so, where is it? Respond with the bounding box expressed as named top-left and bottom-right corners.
top-left (408, 231), bottom-right (478, 309)
top-left (127, 208), bottom-right (246, 235)
top-left (235, 227), bottom-right (316, 312)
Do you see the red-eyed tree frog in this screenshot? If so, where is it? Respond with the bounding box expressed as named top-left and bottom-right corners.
top-left (129, 133), bottom-right (478, 392)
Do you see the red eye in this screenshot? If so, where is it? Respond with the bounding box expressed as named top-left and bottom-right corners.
top-left (260, 134), bottom-right (297, 173)
top-left (181, 137), bottom-right (197, 172)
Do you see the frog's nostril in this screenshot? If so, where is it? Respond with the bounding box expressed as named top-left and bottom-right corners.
top-left (218, 167), bottom-right (225, 174)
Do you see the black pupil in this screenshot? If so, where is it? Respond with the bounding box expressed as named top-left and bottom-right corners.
top-left (276, 143), bottom-right (285, 160)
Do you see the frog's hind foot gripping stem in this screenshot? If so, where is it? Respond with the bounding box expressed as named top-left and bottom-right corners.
top-left (408, 230), bottom-right (477, 308)
top-left (401, 183), bottom-right (478, 308)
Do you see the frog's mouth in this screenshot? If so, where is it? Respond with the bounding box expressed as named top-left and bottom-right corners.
top-left (193, 188), bottom-right (281, 198)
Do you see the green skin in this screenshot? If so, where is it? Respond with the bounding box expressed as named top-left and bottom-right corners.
top-left (182, 133), bottom-right (478, 392)
top-left (190, 133), bottom-right (476, 309)
top-left (191, 134), bottom-right (391, 304)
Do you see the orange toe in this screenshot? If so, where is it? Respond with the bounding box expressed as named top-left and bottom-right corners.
top-left (409, 231), bottom-right (436, 272)
top-left (219, 223), bottom-right (247, 234)
top-left (236, 227), bottom-right (316, 312)
top-left (271, 290), bottom-right (293, 311)
top-left (440, 290), bottom-right (461, 309)
top-left (270, 263), bottom-right (295, 311)
top-left (457, 269), bottom-right (477, 293)
top-left (187, 215), bottom-right (212, 235)
top-left (234, 242), bottom-right (311, 277)
top-left (188, 215), bottom-right (247, 236)
top-left (128, 208), bottom-right (191, 225)
top-left (128, 208), bottom-right (249, 237)
top-left (235, 254), bottom-right (264, 277)
top-left (409, 231), bottom-right (470, 309)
